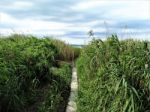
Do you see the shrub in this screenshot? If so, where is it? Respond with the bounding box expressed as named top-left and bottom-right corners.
top-left (0, 34), bottom-right (73, 112)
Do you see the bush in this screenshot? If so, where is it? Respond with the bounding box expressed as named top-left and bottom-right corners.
top-left (38, 63), bottom-right (72, 112)
top-left (0, 34), bottom-right (74, 112)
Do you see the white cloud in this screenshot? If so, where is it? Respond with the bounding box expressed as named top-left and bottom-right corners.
top-left (0, 28), bottom-right (14, 34)
top-left (55, 36), bottom-right (91, 45)
top-left (0, 1), bottom-right (33, 10)
top-left (72, 0), bottom-right (150, 20)
top-left (23, 20), bottom-right (69, 30)
top-left (12, 1), bottom-right (33, 8)
top-left (121, 34), bottom-right (150, 41)
top-left (106, 0), bottom-right (150, 20)
top-left (0, 12), bottom-right (70, 35)
top-left (0, 12), bottom-right (17, 25)
top-left (71, 0), bottom-right (111, 10)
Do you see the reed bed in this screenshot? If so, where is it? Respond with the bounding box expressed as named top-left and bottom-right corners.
top-left (76, 35), bottom-right (150, 112)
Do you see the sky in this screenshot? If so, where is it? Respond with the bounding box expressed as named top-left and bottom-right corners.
top-left (0, 0), bottom-right (150, 44)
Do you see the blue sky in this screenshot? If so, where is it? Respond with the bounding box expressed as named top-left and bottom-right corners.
top-left (0, 0), bottom-right (150, 44)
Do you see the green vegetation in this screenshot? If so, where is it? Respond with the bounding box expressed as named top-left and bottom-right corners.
top-left (38, 63), bottom-right (72, 112)
top-left (77, 35), bottom-right (150, 112)
top-left (2, 33), bottom-right (150, 112)
top-left (0, 34), bottom-right (79, 112)
top-left (51, 39), bottom-right (80, 62)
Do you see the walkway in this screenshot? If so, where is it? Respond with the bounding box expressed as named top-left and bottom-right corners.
top-left (66, 67), bottom-right (78, 112)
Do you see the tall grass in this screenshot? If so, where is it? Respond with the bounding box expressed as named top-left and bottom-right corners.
top-left (77, 35), bottom-right (150, 112)
top-left (0, 34), bottom-right (79, 112)
top-left (51, 39), bottom-right (80, 62)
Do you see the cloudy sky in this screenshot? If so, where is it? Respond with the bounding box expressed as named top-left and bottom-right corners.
top-left (0, 0), bottom-right (150, 44)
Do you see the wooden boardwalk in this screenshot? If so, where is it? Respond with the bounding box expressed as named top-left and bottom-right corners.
top-left (66, 67), bottom-right (78, 112)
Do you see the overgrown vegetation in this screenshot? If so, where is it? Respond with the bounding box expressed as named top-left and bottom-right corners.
top-left (77, 35), bottom-right (150, 112)
top-left (51, 39), bottom-right (80, 61)
top-left (0, 34), bottom-right (79, 112)
top-left (38, 63), bottom-right (72, 112)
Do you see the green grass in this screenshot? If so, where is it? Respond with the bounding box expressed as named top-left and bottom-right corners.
top-left (38, 63), bottom-right (72, 112)
top-left (0, 34), bottom-right (79, 112)
top-left (76, 35), bottom-right (150, 112)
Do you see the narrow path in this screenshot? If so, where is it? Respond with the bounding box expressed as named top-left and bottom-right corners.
top-left (66, 67), bottom-right (78, 112)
